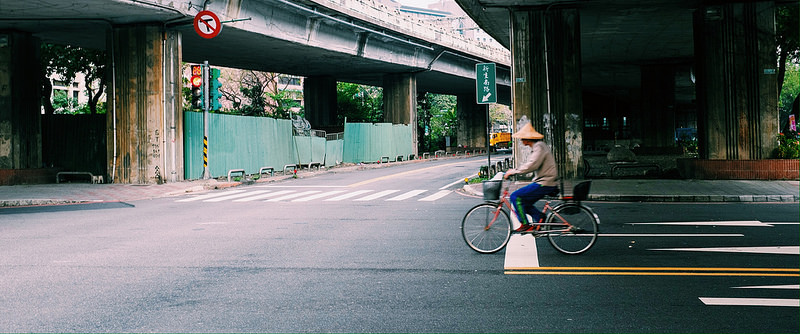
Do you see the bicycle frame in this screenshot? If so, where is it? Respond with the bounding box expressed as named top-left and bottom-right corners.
top-left (487, 187), bottom-right (573, 235)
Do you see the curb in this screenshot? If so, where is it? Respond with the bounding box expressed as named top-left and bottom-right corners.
top-left (462, 185), bottom-right (799, 203)
top-left (588, 194), bottom-right (800, 203)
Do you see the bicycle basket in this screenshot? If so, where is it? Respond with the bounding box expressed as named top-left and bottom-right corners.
top-left (571, 181), bottom-right (592, 202)
top-left (482, 180), bottom-right (502, 201)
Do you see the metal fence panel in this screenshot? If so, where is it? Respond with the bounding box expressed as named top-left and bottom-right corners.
top-left (184, 112), bottom-right (294, 179)
top-left (343, 122), bottom-right (413, 163)
top-left (185, 114), bottom-right (414, 179)
top-left (325, 139), bottom-right (344, 167)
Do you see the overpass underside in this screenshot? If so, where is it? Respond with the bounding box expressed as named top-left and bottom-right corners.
top-left (0, 0), bottom-right (510, 185)
top-left (506, 2), bottom-right (778, 179)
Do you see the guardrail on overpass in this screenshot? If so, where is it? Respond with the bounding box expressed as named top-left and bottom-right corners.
top-left (309, 0), bottom-right (510, 66)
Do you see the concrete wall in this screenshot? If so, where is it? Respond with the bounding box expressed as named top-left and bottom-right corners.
top-left (510, 8), bottom-right (583, 179)
top-left (109, 25), bottom-right (183, 184)
top-left (694, 2), bottom-right (778, 160)
top-left (0, 31), bottom-right (41, 170)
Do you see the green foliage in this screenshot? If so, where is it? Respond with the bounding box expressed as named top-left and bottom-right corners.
top-left (337, 82), bottom-right (383, 123)
top-left (417, 93), bottom-right (457, 152)
top-left (237, 80), bottom-right (269, 116)
top-left (776, 131), bottom-right (800, 159)
top-left (40, 43), bottom-right (107, 115)
top-left (677, 134), bottom-right (698, 155)
top-left (780, 61), bottom-right (799, 111)
top-left (267, 89), bottom-right (303, 120)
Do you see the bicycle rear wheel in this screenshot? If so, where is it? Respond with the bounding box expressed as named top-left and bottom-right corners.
top-left (461, 203), bottom-right (511, 254)
top-left (545, 203), bottom-right (599, 254)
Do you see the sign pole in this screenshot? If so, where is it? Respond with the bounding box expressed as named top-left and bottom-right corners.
top-left (486, 104), bottom-right (491, 176)
top-left (476, 63), bottom-right (497, 178)
top-left (202, 61), bottom-right (211, 179)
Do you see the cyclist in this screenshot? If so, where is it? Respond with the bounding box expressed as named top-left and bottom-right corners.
top-left (503, 123), bottom-right (559, 232)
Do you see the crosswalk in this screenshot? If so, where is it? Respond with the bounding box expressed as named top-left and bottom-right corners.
top-left (175, 187), bottom-right (453, 203)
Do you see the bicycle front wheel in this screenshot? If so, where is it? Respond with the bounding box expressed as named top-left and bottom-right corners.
top-left (461, 203), bottom-right (511, 254)
top-left (545, 203), bottom-right (599, 254)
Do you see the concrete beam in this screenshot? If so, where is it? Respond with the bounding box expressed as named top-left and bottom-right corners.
top-left (383, 73), bottom-right (418, 155)
top-left (511, 8), bottom-right (583, 179)
top-left (304, 76), bottom-right (338, 128)
top-left (694, 2), bottom-right (778, 159)
top-left (456, 93), bottom-right (487, 149)
top-left (109, 25), bottom-right (182, 184)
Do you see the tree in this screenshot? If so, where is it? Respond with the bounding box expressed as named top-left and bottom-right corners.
top-left (40, 43), bottom-right (107, 115)
top-left (215, 69), bottom-right (302, 119)
top-left (776, 3), bottom-right (799, 94)
top-left (336, 82), bottom-right (383, 123)
top-left (417, 93), bottom-right (456, 152)
top-left (776, 3), bottom-right (800, 131)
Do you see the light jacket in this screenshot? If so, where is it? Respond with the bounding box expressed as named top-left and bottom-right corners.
top-left (507, 141), bottom-right (558, 187)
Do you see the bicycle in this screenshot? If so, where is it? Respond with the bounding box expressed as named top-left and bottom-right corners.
top-left (461, 178), bottom-right (599, 255)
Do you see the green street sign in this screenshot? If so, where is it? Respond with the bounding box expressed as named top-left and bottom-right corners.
top-left (476, 63), bottom-right (496, 104)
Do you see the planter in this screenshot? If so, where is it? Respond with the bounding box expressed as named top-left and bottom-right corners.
top-left (677, 159), bottom-right (799, 180)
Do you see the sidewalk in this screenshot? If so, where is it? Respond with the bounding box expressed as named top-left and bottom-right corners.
top-left (0, 162), bottom-right (797, 207)
top-left (462, 179), bottom-right (799, 203)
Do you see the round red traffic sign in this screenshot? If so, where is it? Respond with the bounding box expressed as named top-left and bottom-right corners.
top-left (193, 10), bottom-right (222, 39)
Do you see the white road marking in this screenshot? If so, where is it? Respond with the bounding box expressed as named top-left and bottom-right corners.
top-left (627, 221), bottom-right (771, 227)
top-left (255, 185), bottom-right (347, 188)
top-left (175, 190), bottom-right (247, 202)
top-left (440, 176), bottom-right (472, 190)
top-left (504, 234), bottom-right (540, 268)
top-left (387, 190), bottom-right (427, 201)
top-left (418, 190), bottom-right (451, 201)
top-left (650, 246), bottom-right (800, 255)
top-left (355, 190), bottom-right (401, 201)
top-left (266, 191), bottom-right (322, 202)
top-left (599, 234), bottom-right (744, 237)
top-left (699, 297), bottom-right (799, 307)
top-left (733, 285), bottom-right (800, 290)
top-left (204, 190), bottom-right (271, 202)
top-left (291, 190), bottom-right (347, 202)
top-left (233, 190), bottom-right (295, 202)
top-left (324, 190), bottom-right (373, 201)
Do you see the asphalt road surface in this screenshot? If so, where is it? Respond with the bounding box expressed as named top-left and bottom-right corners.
top-left (1, 156), bottom-right (797, 332)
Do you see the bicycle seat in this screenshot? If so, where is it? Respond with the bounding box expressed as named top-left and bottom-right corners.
top-left (547, 188), bottom-right (560, 197)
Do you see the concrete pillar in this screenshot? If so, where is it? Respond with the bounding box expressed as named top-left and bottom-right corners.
top-left (304, 76), bottom-right (338, 128)
top-left (0, 31), bottom-right (41, 170)
top-left (456, 93), bottom-right (487, 149)
top-left (640, 65), bottom-right (676, 147)
top-left (693, 2), bottom-right (778, 159)
top-left (510, 8), bottom-right (583, 179)
top-left (109, 25), bottom-right (182, 184)
top-left (383, 73), bottom-right (418, 155)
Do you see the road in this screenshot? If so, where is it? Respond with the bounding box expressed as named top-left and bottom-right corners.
top-left (1, 155), bottom-right (797, 332)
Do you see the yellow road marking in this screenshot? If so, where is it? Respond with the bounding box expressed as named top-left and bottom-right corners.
top-left (504, 267), bottom-right (799, 276)
top-left (505, 267), bottom-right (799, 272)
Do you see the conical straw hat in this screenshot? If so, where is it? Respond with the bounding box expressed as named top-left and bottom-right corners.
top-left (512, 123), bottom-right (544, 140)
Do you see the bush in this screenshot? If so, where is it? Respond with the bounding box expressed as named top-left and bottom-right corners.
top-left (776, 131), bottom-right (800, 158)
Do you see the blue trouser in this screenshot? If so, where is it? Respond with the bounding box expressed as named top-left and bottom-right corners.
top-left (510, 183), bottom-right (558, 225)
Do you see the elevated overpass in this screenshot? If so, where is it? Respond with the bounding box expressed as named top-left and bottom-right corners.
top-left (0, 0), bottom-right (511, 183)
top-left (455, 0), bottom-right (791, 179)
